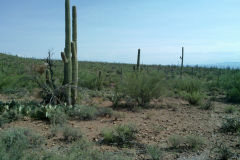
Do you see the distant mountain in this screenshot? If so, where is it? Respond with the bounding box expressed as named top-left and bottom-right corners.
top-left (213, 62), bottom-right (240, 69)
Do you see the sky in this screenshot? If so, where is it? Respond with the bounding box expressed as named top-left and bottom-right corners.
top-left (0, 0), bottom-right (240, 65)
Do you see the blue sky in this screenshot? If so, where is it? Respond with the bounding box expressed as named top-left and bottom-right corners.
top-left (0, 0), bottom-right (240, 65)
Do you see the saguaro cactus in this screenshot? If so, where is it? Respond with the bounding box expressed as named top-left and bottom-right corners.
top-left (180, 47), bottom-right (184, 78)
top-left (137, 49), bottom-right (141, 71)
top-left (61, 0), bottom-right (78, 105)
top-left (71, 6), bottom-right (78, 105)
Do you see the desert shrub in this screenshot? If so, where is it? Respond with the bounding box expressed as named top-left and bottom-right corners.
top-left (216, 144), bottom-right (234, 160)
top-left (219, 73), bottom-right (240, 103)
top-left (48, 109), bottom-right (67, 126)
top-left (66, 138), bottom-right (133, 160)
top-left (78, 71), bottom-right (104, 90)
top-left (101, 124), bottom-right (137, 147)
top-left (0, 74), bottom-right (37, 94)
top-left (146, 145), bottom-right (164, 160)
top-left (49, 125), bottom-right (83, 143)
top-left (62, 126), bottom-right (83, 142)
top-left (0, 127), bottom-right (43, 160)
top-left (221, 117), bottom-right (240, 133)
top-left (175, 77), bottom-right (201, 94)
top-left (168, 135), bottom-right (185, 148)
top-left (168, 134), bottom-right (204, 150)
top-left (29, 106), bottom-right (48, 120)
top-left (67, 105), bottom-right (98, 120)
top-left (0, 110), bottom-right (22, 127)
top-left (224, 105), bottom-right (237, 114)
top-left (181, 91), bottom-right (203, 105)
top-left (175, 77), bottom-right (204, 105)
top-left (97, 107), bottom-right (113, 117)
top-left (118, 72), bottom-right (165, 106)
top-left (29, 105), bottom-right (65, 121)
top-left (200, 99), bottom-right (214, 110)
top-left (226, 88), bottom-right (240, 103)
top-left (185, 135), bottom-right (205, 149)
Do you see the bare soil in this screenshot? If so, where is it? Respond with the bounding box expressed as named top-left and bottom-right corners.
top-left (1, 97), bottom-right (240, 160)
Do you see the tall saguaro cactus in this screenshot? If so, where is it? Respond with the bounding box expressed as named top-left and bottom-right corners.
top-left (61, 0), bottom-right (78, 105)
top-left (137, 49), bottom-right (141, 71)
top-left (71, 6), bottom-right (78, 105)
top-left (180, 46), bottom-right (184, 78)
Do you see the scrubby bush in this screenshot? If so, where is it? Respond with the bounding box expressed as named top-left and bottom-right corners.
top-left (0, 110), bottom-right (22, 125)
top-left (78, 71), bottom-right (104, 90)
top-left (224, 105), bottom-right (237, 114)
top-left (168, 135), bottom-right (184, 149)
top-left (185, 135), bottom-right (205, 149)
top-left (175, 77), bottom-right (204, 105)
top-left (168, 134), bottom-right (204, 150)
top-left (216, 144), bottom-right (234, 160)
top-left (219, 73), bottom-right (240, 103)
top-left (221, 117), bottom-right (240, 133)
top-left (67, 138), bottom-right (133, 160)
top-left (0, 75), bottom-right (37, 94)
top-left (48, 109), bottom-right (67, 126)
top-left (146, 145), bottom-right (164, 160)
top-left (175, 77), bottom-right (201, 94)
top-left (118, 72), bottom-right (165, 106)
top-left (101, 124), bottom-right (137, 147)
top-left (62, 126), bottom-right (83, 142)
top-left (67, 105), bottom-right (98, 120)
top-left (226, 88), bottom-right (240, 103)
top-left (97, 107), bottom-right (113, 117)
top-left (181, 91), bottom-right (203, 105)
top-left (200, 99), bottom-right (214, 110)
top-left (67, 105), bottom-right (113, 120)
top-left (0, 127), bottom-right (43, 160)
top-left (49, 125), bottom-right (83, 143)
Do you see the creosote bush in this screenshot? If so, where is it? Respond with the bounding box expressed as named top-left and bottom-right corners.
top-left (146, 145), bottom-right (164, 160)
top-left (62, 125), bottom-right (83, 142)
top-left (0, 127), bottom-right (132, 160)
top-left (78, 71), bottom-right (104, 90)
top-left (0, 127), bottom-right (43, 160)
top-left (168, 135), bottom-right (185, 149)
top-left (50, 125), bottom-right (83, 143)
top-left (224, 105), bottom-right (237, 114)
top-left (175, 77), bottom-right (204, 105)
top-left (67, 105), bottom-right (113, 120)
top-left (48, 109), bottom-right (68, 126)
top-left (200, 99), bottom-right (215, 110)
top-left (101, 124), bottom-right (137, 147)
top-left (117, 72), bottom-right (165, 106)
top-left (168, 134), bottom-right (204, 150)
top-left (181, 91), bottom-right (203, 105)
top-left (221, 117), bottom-right (240, 133)
top-left (216, 144), bottom-right (234, 160)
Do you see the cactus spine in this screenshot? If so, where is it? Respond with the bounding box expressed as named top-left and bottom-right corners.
top-left (61, 0), bottom-right (78, 105)
top-left (137, 49), bottom-right (141, 71)
top-left (71, 6), bottom-right (78, 105)
top-left (180, 47), bottom-right (184, 78)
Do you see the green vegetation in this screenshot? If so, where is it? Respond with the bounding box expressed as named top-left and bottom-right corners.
top-left (200, 99), bottom-right (215, 110)
top-left (216, 144), bottom-right (234, 160)
top-left (0, 128), bottom-right (43, 160)
top-left (0, 127), bottom-right (133, 160)
top-left (175, 77), bottom-right (204, 105)
top-left (117, 72), bottom-right (165, 107)
top-left (146, 145), bottom-right (164, 160)
top-left (101, 124), bottom-right (138, 147)
top-left (221, 117), bottom-right (240, 133)
top-left (168, 134), bottom-right (205, 150)
top-left (224, 105), bottom-right (237, 114)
